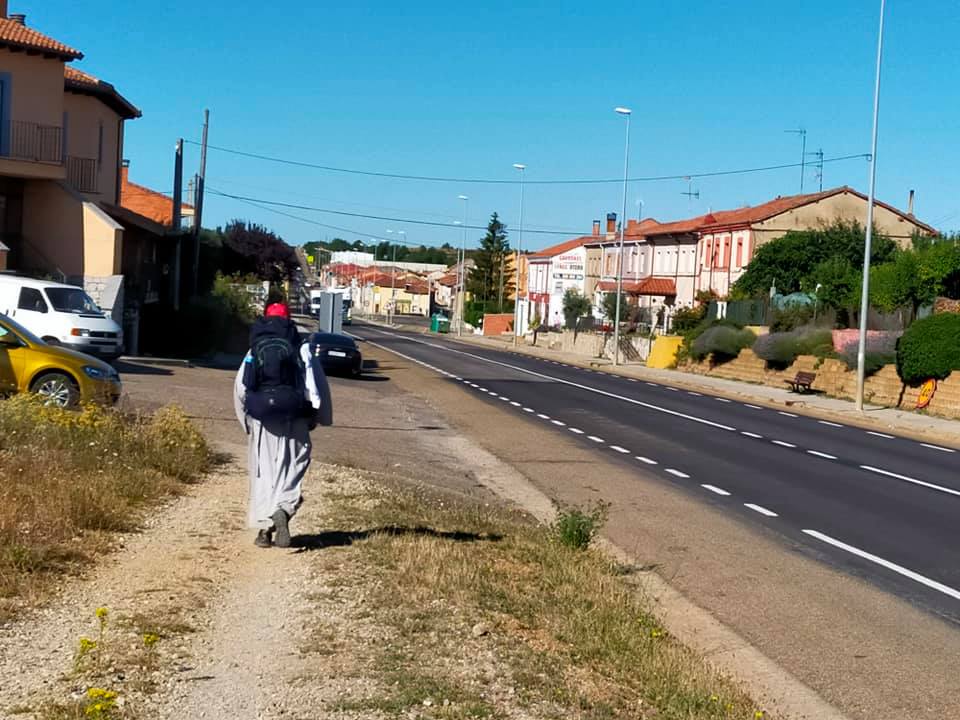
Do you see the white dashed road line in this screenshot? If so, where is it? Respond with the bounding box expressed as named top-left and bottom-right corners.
top-left (551, 419), bottom-right (566, 426)
top-left (701, 484), bottom-right (730, 496)
top-left (807, 450), bottom-right (837, 460)
top-left (588, 436), bottom-right (605, 443)
top-left (778, 411), bottom-right (799, 418)
top-left (688, 391), bottom-right (702, 397)
top-left (523, 407), bottom-right (534, 413)
top-left (744, 503), bottom-right (778, 517)
top-left (665, 468), bottom-right (689, 478)
top-left (921, 443), bottom-right (956, 453)
top-left (537, 413), bottom-right (550, 420)
top-left (636, 456), bottom-right (658, 465)
top-left (744, 404), bottom-right (763, 410)
top-left (867, 431), bottom-right (895, 439)
top-left (569, 428), bottom-right (585, 435)
top-left (715, 397), bottom-right (732, 403)
top-left (860, 465), bottom-right (960, 498)
top-left (772, 440), bottom-right (797, 448)
top-left (741, 431), bottom-right (763, 439)
top-left (818, 420), bottom-right (843, 428)
top-left (610, 445), bottom-right (630, 454)
top-left (510, 401), bottom-right (521, 407)
top-left (803, 529), bottom-right (960, 601)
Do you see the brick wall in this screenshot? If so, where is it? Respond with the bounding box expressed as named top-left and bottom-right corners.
top-left (482, 313), bottom-right (514, 336)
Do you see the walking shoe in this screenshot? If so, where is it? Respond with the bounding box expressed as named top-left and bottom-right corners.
top-left (272, 509), bottom-right (291, 548)
top-left (254, 529), bottom-right (273, 548)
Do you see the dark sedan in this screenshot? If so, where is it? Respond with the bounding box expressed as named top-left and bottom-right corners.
top-left (309, 332), bottom-right (362, 377)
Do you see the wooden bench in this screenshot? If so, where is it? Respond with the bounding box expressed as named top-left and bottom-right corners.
top-left (785, 371), bottom-right (816, 393)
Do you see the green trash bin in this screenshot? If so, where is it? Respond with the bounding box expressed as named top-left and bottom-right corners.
top-left (430, 314), bottom-right (440, 332)
top-left (436, 314), bottom-right (450, 333)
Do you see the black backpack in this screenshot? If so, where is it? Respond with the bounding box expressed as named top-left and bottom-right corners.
top-left (243, 322), bottom-right (306, 423)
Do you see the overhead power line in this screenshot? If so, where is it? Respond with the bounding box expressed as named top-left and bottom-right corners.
top-left (207, 187), bottom-right (582, 235)
top-left (188, 140), bottom-right (869, 185)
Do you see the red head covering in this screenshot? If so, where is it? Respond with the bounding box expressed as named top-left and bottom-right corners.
top-left (264, 302), bottom-right (290, 319)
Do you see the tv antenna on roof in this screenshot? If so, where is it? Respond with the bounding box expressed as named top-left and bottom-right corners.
top-left (807, 147), bottom-right (825, 192)
top-left (681, 176), bottom-right (700, 204)
top-left (785, 127), bottom-right (807, 193)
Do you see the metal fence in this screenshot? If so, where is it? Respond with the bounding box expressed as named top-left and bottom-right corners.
top-left (9, 121), bottom-right (63, 163)
top-left (707, 299), bottom-right (770, 326)
top-left (67, 156), bottom-right (98, 192)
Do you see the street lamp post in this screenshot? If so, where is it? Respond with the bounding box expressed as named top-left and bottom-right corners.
top-left (855, 0), bottom-right (887, 413)
top-left (612, 107), bottom-right (632, 367)
top-left (512, 163), bottom-right (526, 347)
top-left (458, 195), bottom-right (469, 336)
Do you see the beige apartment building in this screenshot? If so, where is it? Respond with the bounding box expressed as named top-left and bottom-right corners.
top-left (0, 5), bottom-right (194, 351)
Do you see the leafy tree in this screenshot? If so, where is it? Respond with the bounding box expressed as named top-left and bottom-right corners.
top-left (732, 221), bottom-right (895, 299)
top-left (467, 213), bottom-right (514, 309)
top-left (601, 291), bottom-right (630, 324)
top-left (210, 221), bottom-right (299, 283)
top-left (562, 288), bottom-right (592, 337)
top-left (811, 255), bottom-right (861, 322)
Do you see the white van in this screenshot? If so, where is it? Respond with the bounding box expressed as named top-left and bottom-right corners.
top-left (0, 275), bottom-right (123, 360)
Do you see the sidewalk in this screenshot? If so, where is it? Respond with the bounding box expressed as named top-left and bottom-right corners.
top-left (438, 331), bottom-right (960, 447)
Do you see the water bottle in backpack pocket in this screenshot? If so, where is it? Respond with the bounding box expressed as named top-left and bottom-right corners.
top-left (243, 336), bottom-right (306, 422)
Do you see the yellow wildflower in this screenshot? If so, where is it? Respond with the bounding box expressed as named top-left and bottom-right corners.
top-left (95, 607), bottom-right (109, 620)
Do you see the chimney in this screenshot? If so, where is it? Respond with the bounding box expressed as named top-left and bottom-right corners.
top-left (907, 189), bottom-right (915, 215)
top-left (606, 212), bottom-right (617, 239)
top-left (120, 159), bottom-right (130, 186)
top-left (9, 13), bottom-right (26, 25)
top-left (592, 220), bottom-right (601, 237)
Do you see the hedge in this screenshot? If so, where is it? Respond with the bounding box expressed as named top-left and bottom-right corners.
top-left (690, 325), bottom-right (756, 363)
top-left (752, 327), bottom-right (833, 368)
top-left (896, 313), bottom-right (960, 386)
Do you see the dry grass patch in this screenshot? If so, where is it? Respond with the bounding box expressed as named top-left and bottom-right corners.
top-left (0, 396), bottom-right (210, 619)
top-left (316, 479), bottom-right (770, 719)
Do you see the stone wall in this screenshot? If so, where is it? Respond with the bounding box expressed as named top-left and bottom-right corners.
top-left (532, 329), bottom-right (651, 361)
top-left (682, 349), bottom-right (960, 420)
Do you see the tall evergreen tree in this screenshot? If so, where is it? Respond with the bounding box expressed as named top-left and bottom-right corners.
top-left (467, 213), bottom-right (514, 307)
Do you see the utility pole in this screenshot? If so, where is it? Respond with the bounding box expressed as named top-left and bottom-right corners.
top-left (612, 107), bottom-right (632, 367)
top-left (172, 138), bottom-right (183, 311)
top-left (512, 163), bottom-right (526, 347)
top-left (785, 128), bottom-right (807, 193)
top-left (191, 110), bottom-right (209, 297)
top-left (856, 0), bottom-right (887, 413)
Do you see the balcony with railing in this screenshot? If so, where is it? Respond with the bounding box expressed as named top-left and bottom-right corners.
top-left (8, 121), bottom-right (63, 164)
top-left (67, 156), bottom-right (99, 193)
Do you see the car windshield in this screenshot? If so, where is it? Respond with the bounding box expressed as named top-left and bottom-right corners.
top-left (44, 288), bottom-right (102, 314)
top-left (0, 313), bottom-right (46, 346)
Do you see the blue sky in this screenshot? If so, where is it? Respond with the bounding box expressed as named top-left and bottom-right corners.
top-left (31, 0), bottom-right (960, 250)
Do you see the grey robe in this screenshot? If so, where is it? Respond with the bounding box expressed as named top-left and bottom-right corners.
top-left (234, 342), bottom-right (333, 530)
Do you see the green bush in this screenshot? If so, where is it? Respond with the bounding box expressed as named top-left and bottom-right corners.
top-left (671, 305), bottom-right (706, 334)
top-left (551, 501), bottom-right (609, 551)
top-left (690, 325), bottom-right (756, 363)
top-left (896, 313), bottom-right (960, 385)
top-left (753, 327), bottom-right (833, 368)
top-left (770, 304), bottom-right (814, 332)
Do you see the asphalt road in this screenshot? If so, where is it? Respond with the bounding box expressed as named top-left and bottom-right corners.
top-left (350, 320), bottom-right (960, 624)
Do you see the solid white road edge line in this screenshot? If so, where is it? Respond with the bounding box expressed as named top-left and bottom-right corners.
top-left (363, 329), bottom-right (739, 433)
top-left (744, 503), bottom-right (778, 517)
top-left (802, 529), bottom-right (960, 601)
top-left (701, 484), bottom-right (730, 496)
top-left (860, 464), bottom-right (960, 498)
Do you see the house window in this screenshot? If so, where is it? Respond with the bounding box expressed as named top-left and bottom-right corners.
top-left (735, 238), bottom-right (743, 269)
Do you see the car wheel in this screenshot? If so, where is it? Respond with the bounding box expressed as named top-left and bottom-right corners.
top-left (31, 372), bottom-right (80, 408)
top-left (351, 362), bottom-right (362, 378)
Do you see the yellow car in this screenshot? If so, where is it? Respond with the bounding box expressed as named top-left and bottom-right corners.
top-left (0, 312), bottom-right (121, 407)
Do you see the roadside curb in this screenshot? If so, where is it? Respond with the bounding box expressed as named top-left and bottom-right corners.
top-left (119, 356), bottom-right (193, 368)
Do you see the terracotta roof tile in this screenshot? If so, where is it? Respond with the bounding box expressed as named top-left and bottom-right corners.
top-left (0, 16), bottom-right (81, 59)
top-left (596, 278), bottom-right (677, 296)
top-left (64, 66), bottom-right (140, 119)
top-left (529, 236), bottom-right (591, 259)
top-left (120, 167), bottom-right (192, 227)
